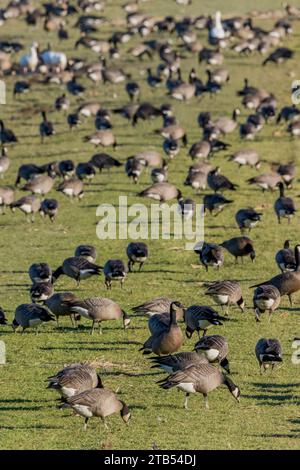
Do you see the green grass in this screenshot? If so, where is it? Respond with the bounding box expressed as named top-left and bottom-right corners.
top-left (1, 0), bottom-right (300, 450)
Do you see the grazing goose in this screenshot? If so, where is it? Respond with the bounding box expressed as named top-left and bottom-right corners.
top-left (150, 351), bottom-right (208, 373)
top-left (12, 304), bottom-right (55, 332)
top-left (184, 305), bottom-right (226, 338)
top-left (67, 77), bottom-right (85, 96)
top-left (0, 120), bottom-right (18, 145)
top-left (30, 282), bottom-right (54, 303)
top-left (235, 208), bottom-right (262, 232)
top-left (209, 67), bottom-right (230, 84)
top-left (158, 363), bottom-right (240, 409)
top-left (52, 257), bottom-right (102, 286)
top-left (255, 338), bottom-right (282, 374)
top-left (203, 193), bottom-right (233, 215)
top-left (45, 292), bottom-right (79, 327)
top-left (276, 105), bottom-right (300, 124)
top-left (204, 281), bottom-right (244, 315)
top-left (132, 103), bottom-right (162, 126)
top-left (195, 242), bottom-right (224, 271)
top-left (89, 153), bottom-right (122, 172)
top-left (125, 81), bottom-right (140, 102)
top-left (0, 186), bottom-right (14, 213)
top-left (10, 195), bottom-right (41, 222)
top-left (47, 363), bottom-right (103, 397)
top-left (74, 245), bottom-right (97, 263)
top-left (13, 80), bottom-right (30, 98)
top-left (29, 263), bottom-right (52, 284)
top-left (125, 156), bottom-right (144, 183)
top-left (60, 388), bottom-right (131, 429)
top-left (39, 198), bottom-right (58, 222)
top-left (76, 163), bottom-right (96, 181)
top-left (77, 102), bottom-right (102, 118)
top-left (207, 168), bottom-right (238, 192)
top-left (67, 113), bottom-right (81, 131)
top-left (194, 334), bottom-right (230, 372)
top-left (135, 150), bottom-right (162, 167)
top-left (22, 175), bottom-right (55, 195)
top-left (83, 130), bottom-right (117, 148)
top-left (178, 198), bottom-right (196, 220)
top-left (94, 109), bottom-right (112, 131)
top-left (221, 236), bottom-right (255, 263)
top-left (132, 297), bottom-right (183, 317)
top-left (126, 242), bottom-right (148, 272)
top-left (271, 162), bottom-right (296, 189)
top-left (163, 138), bottom-right (180, 159)
top-left (103, 259), bottom-right (127, 289)
top-left (213, 109), bottom-right (240, 134)
top-left (263, 47), bottom-right (293, 66)
top-left (188, 140), bottom-right (211, 161)
top-left (274, 182), bottom-right (296, 224)
top-left (0, 148), bottom-right (10, 178)
top-left (275, 240), bottom-right (296, 272)
top-left (228, 149), bottom-right (260, 169)
top-left (39, 111), bottom-right (55, 143)
top-left (140, 301), bottom-right (184, 355)
top-left (0, 306), bottom-right (7, 325)
top-left (151, 160), bottom-right (168, 184)
top-left (251, 245), bottom-right (300, 305)
top-left (253, 285), bottom-right (281, 322)
top-left (62, 297), bottom-right (130, 334)
top-left (57, 178), bottom-right (84, 200)
top-left (247, 173), bottom-right (282, 192)
top-left (139, 183), bottom-right (182, 203)
top-left (55, 93), bottom-right (70, 112)
top-left (184, 171), bottom-right (207, 193)
top-left (287, 120), bottom-right (300, 138)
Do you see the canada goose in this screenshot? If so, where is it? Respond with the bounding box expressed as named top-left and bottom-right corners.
top-left (253, 285), bottom-right (281, 322)
top-left (239, 121), bottom-right (257, 140)
top-left (251, 245), bottom-right (300, 306)
top-left (83, 130), bottom-right (116, 148)
top-left (184, 171), bottom-right (207, 193)
top-left (22, 175), bottom-right (55, 195)
top-left (39, 198), bottom-right (58, 222)
top-left (276, 105), bottom-right (300, 124)
top-left (213, 109), bottom-right (240, 134)
top-left (67, 112), bottom-right (81, 131)
top-left (135, 150), bottom-right (162, 167)
top-left (132, 102), bottom-right (162, 126)
top-left (60, 388), bottom-right (131, 429)
top-left (204, 281), bottom-right (244, 315)
top-left (0, 306), bottom-right (7, 324)
top-left (89, 153), bottom-right (121, 172)
top-left (74, 245), bottom-right (97, 263)
top-left (15, 164), bottom-right (46, 187)
top-left (47, 363), bottom-right (102, 398)
top-left (0, 186), bottom-right (14, 213)
top-left (95, 109), bottom-right (112, 130)
top-left (151, 160), bottom-right (168, 184)
top-left (62, 297), bottom-right (130, 334)
top-left (113, 103), bottom-right (139, 121)
top-left (150, 351), bottom-right (208, 374)
top-left (132, 297), bottom-right (184, 317)
top-left (221, 236), bottom-right (255, 263)
top-left (263, 47), bottom-right (293, 66)
top-left (158, 363), bottom-right (240, 409)
top-left (0, 148), bottom-right (10, 178)
top-left (10, 195), bottom-right (41, 222)
top-left (0, 120), bottom-right (17, 145)
top-left (274, 182), bottom-right (296, 224)
top-left (13, 80), bottom-right (30, 98)
top-left (199, 48), bottom-right (224, 66)
top-left (163, 138), bottom-right (180, 159)
top-left (189, 140), bottom-right (211, 160)
top-left (29, 263), bottom-right (52, 284)
top-left (255, 338), bottom-right (282, 374)
top-left (125, 81), bottom-right (140, 102)
top-left (125, 156), bottom-right (144, 183)
top-left (76, 163), bottom-right (96, 181)
top-left (30, 282), bottom-right (54, 303)
top-left (39, 112), bottom-right (55, 143)
top-left (207, 168), bottom-right (238, 192)
top-left (77, 102), bottom-right (102, 118)
top-left (171, 82), bottom-right (196, 101)
top-left (56, 160), bottom-right (75, 180)
top-left (228, 149), bottom-right (260, 169)
top-left (235, 208), bottom-right (262, 232)
top-left (103, 259), bottom-right (127, 289)
top-left (287, 120), bottom-right (300, 137)
top-left (102, 63), bottom-right (127, 84)
top-left (140, 301), bottom-right (184, 355)
top-left (195, 242), bottom-right (224, 271)
top-left (57, 178), bottom-right (84, 200)
top-left (52, 256), bottom-right (102, 286)
top-left (139, 183), bottom-right (182, 203)
top-left (184, 305), bottom-right (226, 338)
top-left (12, 303), bottom-right (55, 332)
top-left (275, 240), bottom-right (296, 272)
top-left (146, 68), bottom-right (162, 88)
top-left (209, 68), bottom-right (229, 84)
top-left (271, 162), bottom-right (296, 188)
top-left (156, 124), bottom-right (187, 147)
top-left (194, 334), bottom-right (230, 372)
top-left (247, 173), bottom-right (282, 192)
top-left (126, 242), bottom-right (148, 272)
top-left (178, 198), bottom-right (196, 220)
top-left (203, 193), bottom-right (233, 216)
top-left (45, 292), bottom-right (79, 327)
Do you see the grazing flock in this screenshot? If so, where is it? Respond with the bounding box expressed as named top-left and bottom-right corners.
top-left (0, 0), bottom-right (299, 444)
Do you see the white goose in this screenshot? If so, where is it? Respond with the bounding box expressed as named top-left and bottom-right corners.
top-left (19, 42), bottom-right (39, 72)
top-left (209, 11), bottom-right (226, 45)
top-left (40, 46), bottom-right (67, 71)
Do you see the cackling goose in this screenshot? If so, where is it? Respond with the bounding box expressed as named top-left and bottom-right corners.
top-left (275, 240), bottom-right (296, 272)
top-left (203, 193), bottom-right (233, 216)
top-left (221, 236), bottom-right (255, 263)
top-left (235, 208), bottom-right (262, 232)
top-left (103, 259), bottom-right (127, 289)
top-left (39, 198), bottom-right (58, 222)
top-left (126, 242), bottom-right (148, 272)
top-left (274, 182), bottom-right (296, 224)
top-left (255, 338), bottom-right (282, 373)
top-left (194, 334), bottom-right (230, 372)
top-left (12, 303), bottom-right (55, 332)
top-left (184, 305), bottom-right (226, 338)
top-left (253, 285), bottom-right (281, 322)
top-left (47, 363), bottom-right (103, 397)
top-left (204, 280), bottom-right (244, 314)
top-left (52, 256), bottom-right (102, 286)
top-left (194, 242), bottom-right (224, 271)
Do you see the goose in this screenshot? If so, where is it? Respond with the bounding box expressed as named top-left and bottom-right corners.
top-left (12, 303), bottom-right (55, 332)
top-left (83, 130), bottom-right (117, 148)
top-left (76, 163), bottom-right (96, 181)
top-left (58, 24), bottom-right (68, 40)
top-left (235, 208), bottom-right (262, 232)
top-left (125, 156), bottom-right (144, 183)
top-left (55, 94), bottom-right (70, 112)
top-left (113, 104), bottom-right (139, 121)
top-left (156, 124), bottom-right (187, 147)
top-left (194, 334), bottom-right (229, 371)
top-left (132, 297), bottom-right (183, 317)
top-left (199, 48), bottom-right (224, 66)
top-left (30, 282), bottom-right (54, 303)
top-left (74, 245), bottom-right (97, 263)
top-left (132, 102), bottom-right (162, 126)
top-left (184, 305), bottom-right (226, 338)
top-left (189, 140), bottom-right (211, 160)
top-left (150, 351), bottom-right (208, 374)
top-left (207, 168), bottom-right (238, 192)
top-left (140, 301), bottom-right (184, 355)
top-left (228, 149), bottom-right (260, 169)
top-left (57, 160), bottom-right (75, 179)
top-left (271, 162), bottom-right (296, 188)
top-left (255, 338), bottom-right (282, 374)
top-left (263, 47), bottom-right (293, 66)
top-left (203, 193), bottom-right (233, 215)
top-left (163, 138), bottom-right (180, 159)
top-left (274, 182), bottom-right (296, 224)
top-left (275, 240), bottom-right (296, 272)
top-left (171, 82), bottom-right (196, 101)
top-left (276, 105), bottom-right (300, 124)
top-left (195, 242), bottom-right (224, 271)
top-left (158, 363), bottom-right (240, 409)
top-left (247, 173), bottom-right (282, 192)
top-left (287, 120), bottom-right (300, 137)
top-left (250, 245), bottom-right (300, 306)
top-left (67, 113), bottom-right (81, 130)
top-left (139, 183), bottom-right (182, 203)
top-left (94, 109), bottom-right (112, 130)
top-left (204, 281), bottom-right (244, 315)
top-left (89, 153), bottom-right (122, 172)
top-left (102, 63), bottom-right (127, 84)
top-left (47, 363), bottom-right (102, 398)
top-left (135, 150), bottom-right (162, 167)
top-left (13, 80), bottom-right (30, 98)
top-left (0, 148), bottom-right (10, 178)
top-left (147, 68), bottom-right (162, 88)
top-left (209, 68), bottom-right (229, 84)
top-left (0, 120), bottom-right (18, 145)
top-left (61, 297), bottom-right (130, 334)
top-left (239, 121), bottom-right (257, 140)
top-left (253, 285), bottom-right (281, 322)
top-left (213, 108), bottom-right (240, 134)
top-left (184, 171), bottom-right (207, 193)
top-left (125, 81), bottom-right (140, 102)
top-left (103, 259), bottom-right (127, 289)
top-left (77, 102), bottom-right (102, 117)
top-left (40, 47), bottom-right (67, 71)
top-left (45, 292), bottom-right (80, 327)
top-left (60, 388), bottom-right (131, 429)
top-left (209, 11), bottom-right (226, 45)
top-left (10, 195), bottom-right (41, 222)
top-left (19, 42), bottom-right (39, 72)
top-left (221, 236), bottom-right (255, 263)
top-left (151, 160), bottom-right (168, 184)
top-left (0, 306), bottom-right (7, 324)
top-left (0, 186), bottom-right (14, 213)
top-left (29, 263), bottom-right (52, 284)
top-left (126, 242), bottom-right (148, 272)
top-left (52, 256), bottom-right (102, 286)
top-left (204, 69), bottom-right (222, 94)
top-left (39, 111), bottom-right (55, 143)
top-left (178, 198), bottom-right (196, 220)
top-left (15, 164), bottom-right (45, 186)
top-left (39, 198), bottom-right (58, 222)
top-left (22, 175), bottom-right (55, 195)
top-left (57, 178), bottom-right (84, 200)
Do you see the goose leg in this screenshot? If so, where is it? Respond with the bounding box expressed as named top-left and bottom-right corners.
top-left (91, 321), bottom-right (96, 335)
top-left (203, 394), bottom-right (209, 410)
top-left (139, 262), bottom-right (144, 271)
top-left (83, 417), bottom-right (89, 430)
top-left (98, 321), bottom-right (102, 335)
top-left (102, 418), bottom-right (109, 430)
top-left (288, 294), bottom-right (293, 306)
top-left (128, 261), bottom-right (132, 272)
top-left (268, 310), bottom-right (272, 323)
top-left (184, 393), bottom-right (189, 410)
top-left (56, 315), bottom-right (60, 328)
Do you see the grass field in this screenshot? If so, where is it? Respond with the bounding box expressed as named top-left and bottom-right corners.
top-left (1, 0), bottom-right (300, 450)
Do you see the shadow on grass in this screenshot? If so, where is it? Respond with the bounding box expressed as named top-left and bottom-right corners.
top-left (1, 424), bottom-right (64, 430)
top-left (251, 382), bottom-right (300, 388)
